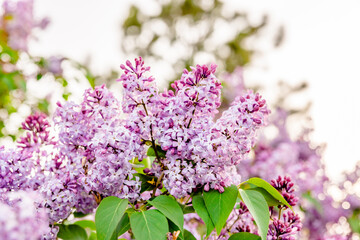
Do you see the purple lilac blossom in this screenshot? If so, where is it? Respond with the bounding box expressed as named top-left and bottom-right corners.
top-left (119, 58), bottom-right (270, 198)
top-left (267, 211), bottom-right (301, 240)
top-left (271, 176), bottom-right (298, 207)
top-left (54, 84), bottom-right (145, 202)
top-left (0, 146), bottom-right (33, 195)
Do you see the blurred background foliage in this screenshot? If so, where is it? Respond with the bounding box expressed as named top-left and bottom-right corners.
top-left (121, 0), bottom-right (271, 81)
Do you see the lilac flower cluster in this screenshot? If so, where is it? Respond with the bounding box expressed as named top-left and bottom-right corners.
top-left (1, 112), bottom-right (94, 236)
top-left (1, 0), bottom-right (49, 51)
top-left (267, 176), bottom-right (301, 239)
top-left (54, 84), bottom-right (145, 202)
top-left (271, 176), bottom-right (298, 207)
top-left (0, 190), bottom-right (49, 240)
top-left (119, 57), bottom-right (270, 198)
top-left (0, 146), bottom-right (33, 195)
top-left (267, 211), bottom-right (301, 240)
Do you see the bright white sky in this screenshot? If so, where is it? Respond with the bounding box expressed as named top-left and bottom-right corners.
top-left (28, 0), bottom-right (360, 180)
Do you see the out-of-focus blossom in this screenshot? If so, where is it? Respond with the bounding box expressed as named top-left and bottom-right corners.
top-left (0, 190), bottom-right (49, 240)
top-left (1, 0), bottom-right (49, 51)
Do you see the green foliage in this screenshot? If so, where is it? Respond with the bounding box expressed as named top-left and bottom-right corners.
top-left (228, 232), bottom-right (261, 240)
top-left (69, 177), bottom-right (289, 240)
top-left (130, 209), bottom-right (169, 240)
top-left (117, 214), bottom-right (131, 237)
top-left (181, 205), bottom-right (195, 214)
top-left (239, 189), bottom-right (269, 240)
top-left (184, 230), bottom-right (197, 240)
top-left (148, 195), bottom-right (184, 233)
top-left (348, 209), bottom-right (360, 233)
top-left (241, 177), bottom-right (293, 209)
top-left (133, 173), bottom-right (156, 193)
top-left (302, 191), bottom-right (323, 214)
top-left (121, 0), bottom-right (271, 84)
top-left (203, 185), bottom-right (238, 235)
top-left (74, 220), bottom-right (96, 231)
top-left (192, 193), bottom-right (215, 236)
top-left (95, 197), bottom-right (128, 240)
top-left (147, 145), bottom-right (167, 158)
top-left (73, 212), bottom-right (89, 218)
top-left (57, 224), bottom-right (88, 240)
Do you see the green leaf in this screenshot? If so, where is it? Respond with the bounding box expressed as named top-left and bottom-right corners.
top-left (184, 230), bottom-right (197, 240)
top-left (203, 185), bottom-right (238, 235)
top-left (148, 195), bottom-right (184, 232)
top-left (95, 196), bottom-right (128, 240)
top-left (62, 93), bottom-right (71, 100)
top-left (57, 224), bottom-right (88, 240)
top-left (239, 189), bottom-right (269, 240)
top-left (250, 187), bottom-right (282, 207)
top-left (181, 205), bottom-right (195, 214)
top-left (131, 157), bottom-right (151, 174)
top-left (192, 194), bottom-right (215, 236)
top-left (302, 191), bottom-right (323, 214)
top-left (348, 209), bottom-right (360, 233)
top-left (117, 213), bottom-right (130, 237)
top-left (2, 75), bottom-right (16, 90)
top-left (228, 232), bottom-right (261, 240)
top-left (130, 209), bottom-right (169, 240)
top-left (147, 145), bottom-right (166, 158)
top-left (36, 73), bottom-right (42, 80)
top-left (74, 220), bottom-right (96, 230)
top-left (243, 177), bottom-right (292, 210)
top-left (73, 212), bottom-right (88, 218)
top-left (89, 232), bottom-right (97, 240)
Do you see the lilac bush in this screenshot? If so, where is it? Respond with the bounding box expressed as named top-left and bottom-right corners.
top-left (0, 57), bottom-right (300, 240)
top-left (1, 54), bottom-right (358, 240)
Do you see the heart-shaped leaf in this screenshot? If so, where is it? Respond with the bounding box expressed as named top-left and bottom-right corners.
top-left (130, 209), bottom-right (169, 240)
top-left (203, 185), bottom-right (238, 235)
top-left (148, 195), bottom-right (184, 232)
top-left (95, 197), bottom-right (128, 240)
